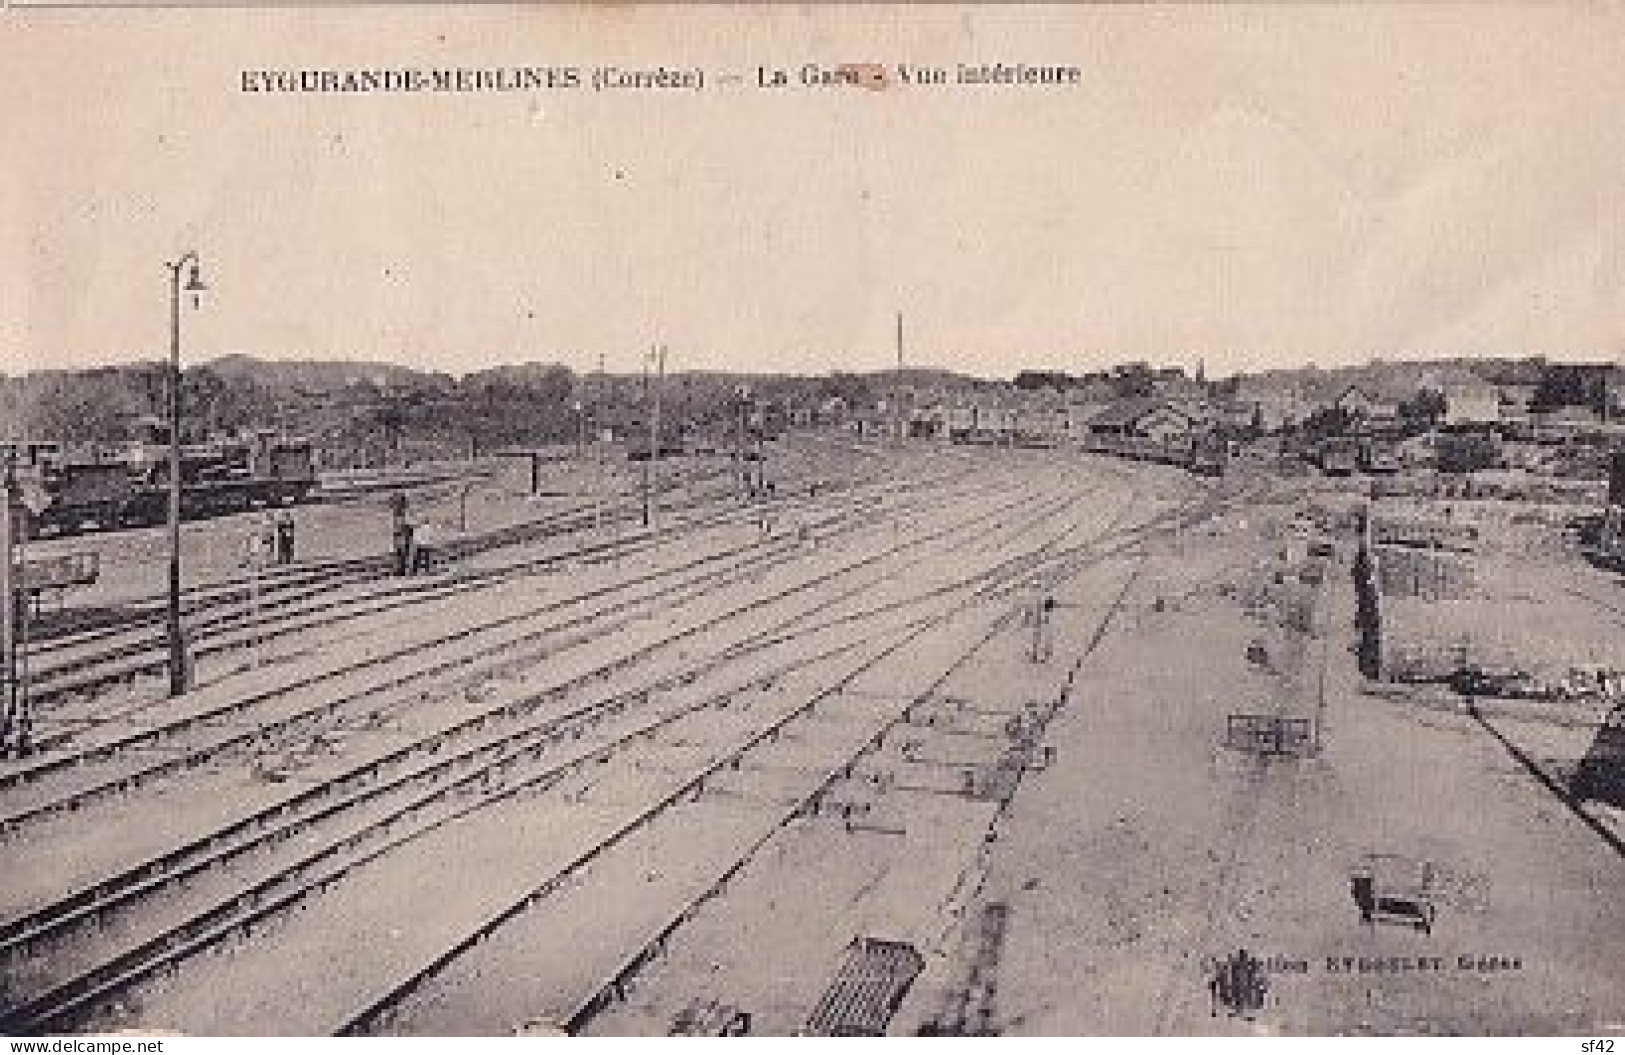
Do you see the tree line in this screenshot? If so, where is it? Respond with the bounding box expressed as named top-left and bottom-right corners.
top-left (2, 360), bottom-right (896, 467)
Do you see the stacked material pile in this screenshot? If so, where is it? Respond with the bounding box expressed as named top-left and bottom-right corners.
top-left (1375, 545), bottom-right (1476, 602)
top-left (1369, 474), bottom-right (1605, 505)
top-left (1380, 555), bottom-right (1625, 696)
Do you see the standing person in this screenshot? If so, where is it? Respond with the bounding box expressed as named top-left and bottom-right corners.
top-left (274, 509), bottom-right (295, 565)
top-left (412, 520), bottom-right (436, 574)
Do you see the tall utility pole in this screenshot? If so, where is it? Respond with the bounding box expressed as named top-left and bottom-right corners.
top-left (641, 344), bottom-right (666, 528)
top-left (1, 452), bottom-right (24, 758)
top-left (756, 398), bottom-right (767, 495)
top-left (639, 357), bottom-right (649, 526)
top-left (653, 344), bottom-right (666, 525)
top-left (0, 453), bottom-right (12, 754)
top-left (594, 352), bottom-right (606, 537)
top-left (893, 310), bottom-right (905, 446)
top-left (165, 252), bottom-right (207, 699)
top-left (735, 386), bottom-right (751, 499)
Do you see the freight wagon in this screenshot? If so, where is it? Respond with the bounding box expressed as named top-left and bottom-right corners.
top-left (1080, 432), bottom-right (1229, 477)
top-left (5, 431), bottom-right (318, 538)
top-left (1317, 437), bottom-right (1360, 477)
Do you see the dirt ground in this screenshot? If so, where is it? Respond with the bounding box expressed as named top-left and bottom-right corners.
top-left (934, 496), bottom-right (1623, 1036)
top-left (587, 476), bottom-right (1624, 1036)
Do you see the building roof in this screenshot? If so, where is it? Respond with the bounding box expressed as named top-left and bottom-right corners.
top-left (1087, 397), bottom-right (1196, 431)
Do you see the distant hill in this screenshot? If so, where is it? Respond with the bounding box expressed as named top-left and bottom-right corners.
top-left (1231, 357), bottom-right (1557, 401)
top-left (203, 354), bottom-right (450, 395)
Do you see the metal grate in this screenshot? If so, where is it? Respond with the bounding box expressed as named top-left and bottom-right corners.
top-left (804, 937), bottom-right (925, 1036)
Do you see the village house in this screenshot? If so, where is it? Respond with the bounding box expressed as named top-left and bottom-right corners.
top-left (1443, 383), bottom-right (1502, 428)
top-left (1087, 398), bottom-right (1199, 444)
top-left (1064, 401), bottom-right (1109, 442)
top-left (1496, 384), bottom-right (1538, 428)
top-left (1333, 384), bottom-right (1400, 431)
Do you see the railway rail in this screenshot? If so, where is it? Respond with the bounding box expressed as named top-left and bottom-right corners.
top-left (25, 447), bottom-right (880, 652)
top-left (21, 454), bottom-right (983, 713)
top-left (0, 469), bottom-right (1040, 818)
top-left (349, 481), bottom-right (1227, 1037)
top-left (0, 467), bottom-right (1122, 1033)
top-left (551, 482), bottom-right (1243, 1038)
top-left (23, 454), bottom-right (793, 658)
top-left (24, 471), bottom-right (772, 691)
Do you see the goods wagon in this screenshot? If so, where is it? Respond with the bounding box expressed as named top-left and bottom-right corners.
top-left (8, 432), bottom-right (317, 538)
top-left (1080, 432), bottom-right (1228, 477)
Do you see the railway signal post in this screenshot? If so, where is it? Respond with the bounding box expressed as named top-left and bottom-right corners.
top-left (242, 516), bottom-right (272, 672)
top-left (1025, 579), bottom-right (1055, 664)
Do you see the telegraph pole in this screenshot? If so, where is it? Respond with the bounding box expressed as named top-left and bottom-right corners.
top-left (1, 453), bottom-right (20, 757)
top-left (654, 346), bottom-right (666, 527)
top-left (640, 356), bottom-right (650, 527)
top-left (641, 344), bottom-right (666, 528)
top-left (0, 441), bottom-right (35, 759)
top-left (736, 386), bottom-right (751, 499)
top-left (594, 352), bottom-right (606, 537)
top-left (756, 398), bottom-right (767, 495)
top-left (893, 311), bottom-right (904, 446)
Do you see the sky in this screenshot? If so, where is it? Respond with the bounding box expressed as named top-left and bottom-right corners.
top-left (5, 3), bottom-right (1625, 380)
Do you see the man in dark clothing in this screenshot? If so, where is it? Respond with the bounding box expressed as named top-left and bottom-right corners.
top-left (388, 493), bottom-right (413, 576)
top-left (274, 510), bottom-right (296, 565)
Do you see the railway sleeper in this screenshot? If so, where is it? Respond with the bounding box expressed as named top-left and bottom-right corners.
top-left (15, 494), bottom-right (1053, 962)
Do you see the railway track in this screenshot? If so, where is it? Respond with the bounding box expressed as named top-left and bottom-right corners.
top-left (23, 453), bottom-right (796, 659)
top-left (1566, 581), bottom-right (1625, 628)
top-left (25, 446), bottom-right (890, 654)
top-left (23, 473), bottom-right (770, 698)
top-left (0, 471), bottom-right (1077, 830)
top-left (0, 470), bottom-right (1057, 824)
top-left (21, 453), bottom-right (983, 713)
top-left (27, 491), bottom-right (763, 711)
top-left (347, 483), bottom-right (1218, 1037)
top-left (0, 469), bottom-right (1041, 823)
top-left (0, 466), bottom-right (1120, 1033)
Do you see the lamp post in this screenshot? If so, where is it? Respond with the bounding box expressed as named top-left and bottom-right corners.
top-left (1, 452), bottom-right (25, 757)
top-left (165, 252), bottom-right (207, 698)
